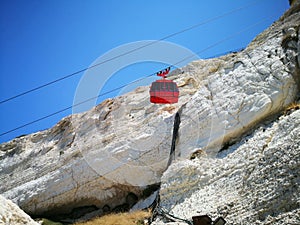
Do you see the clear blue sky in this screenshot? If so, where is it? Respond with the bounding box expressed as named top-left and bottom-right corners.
top-left (0, 0), bottom-right (289, 143)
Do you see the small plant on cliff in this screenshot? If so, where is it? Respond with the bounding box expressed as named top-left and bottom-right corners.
top-left (74, 210), bottom-right (151, 225)
top-left (284, 102), bottom-right (300, 115)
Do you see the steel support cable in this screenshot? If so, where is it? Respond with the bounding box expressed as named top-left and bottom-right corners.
top-left (0, 74), bottom-right (156, 137)
top-left (0, 16), bottom-right (273, 138)
top-left (0, 0), bottom-right (266, 105)
top-left (170, 17), bottom-right (271, 69)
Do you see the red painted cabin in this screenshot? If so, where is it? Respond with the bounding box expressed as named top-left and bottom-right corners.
top-left (149, 79), bottom-right (179, 104)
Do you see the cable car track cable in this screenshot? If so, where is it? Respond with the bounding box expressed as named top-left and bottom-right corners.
top-left (170, 17), bottom-right (271, 69)
top-left (0, 74), bottom-right (156, 137)
top-left (0, 0), bottom-right (267, 105)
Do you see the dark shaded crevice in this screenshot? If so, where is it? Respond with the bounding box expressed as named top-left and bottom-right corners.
top-left (32, 205), bottom-right (99, 225)
top-left (149, 111), bottom-right (182, 223)
top-left (142, 183), bottom-right (160, 198)
top-left (167, 112), bottom-right (181, 168)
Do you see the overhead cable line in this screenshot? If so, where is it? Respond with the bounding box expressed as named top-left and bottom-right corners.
top-left (0, 74), bottom-right (156, 137)
top-left (0, 16), bottom-right (272, 138)
top-left (171, 17), bottom-right (270, 67)
top-left (0, 0), bottom-right (266, 105)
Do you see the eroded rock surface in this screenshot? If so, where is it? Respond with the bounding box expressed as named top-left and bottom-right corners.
top-left (155, 109), bottom-right (300, 225)
top-left (152, 5), bottom-right (300, 225)
top-left (0, 195), bottom-right (39, 225)
top-left (174, 8), bottom-right (300, 157)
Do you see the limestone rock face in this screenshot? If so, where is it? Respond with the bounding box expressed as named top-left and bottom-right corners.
top-left (0, 91), bottom-right (182, 216)
top-left (154, 6), bottom-right (300, 225)
top-left (156, 109), bottom-right (300, 225)
top-left (0, 195), bottom-right (39, 225)
top-left (174, 8), bottom-right (300, 158)
top-left (0, 2), bottom-right (299, 220)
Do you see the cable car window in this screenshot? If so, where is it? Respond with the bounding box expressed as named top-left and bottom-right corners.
top-left (170, 83), bottom-right (175, 91)
top-left (151, 82), bottom-right (158, 91)
top-left (155, 83), bottom-right (160, 91)
top-left (166, 83), bottom-right (170, 91)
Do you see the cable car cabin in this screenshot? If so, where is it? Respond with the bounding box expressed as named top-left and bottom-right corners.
top-left (150, 79), bottom-right (179, 104)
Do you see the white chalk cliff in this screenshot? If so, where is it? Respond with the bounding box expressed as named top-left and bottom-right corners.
top-left (0, 195), bottom-right (39, 225)
top-left (0, 2), bottom-right (299, 224)
top-left (154, 109), bottom-right (300, 225)
top-left (152, 4), bottom-right (300, 225)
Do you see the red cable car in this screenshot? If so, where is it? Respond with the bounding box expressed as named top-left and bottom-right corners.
top-left (150, 67), bottom-right (179, 104)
